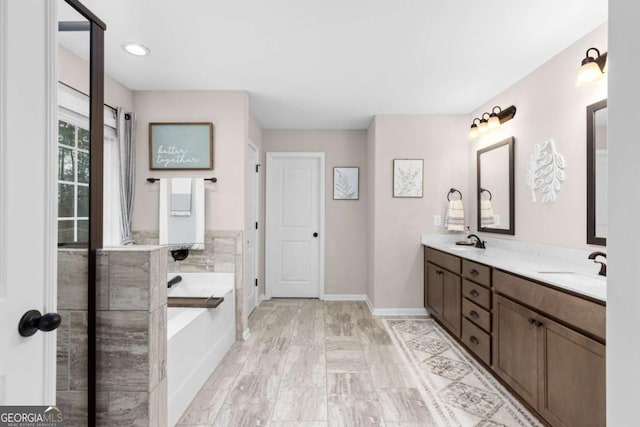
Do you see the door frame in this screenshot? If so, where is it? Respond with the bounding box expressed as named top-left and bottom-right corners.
top-left (247, 140), bottom-right (260, 313)
top-left (265, 152), bottom-right (325, 300)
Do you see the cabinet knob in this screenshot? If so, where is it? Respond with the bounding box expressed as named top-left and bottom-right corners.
top-left (470, 310), bottom-right (479, 319)
top-left (469, 336), bottom-right (479, 345)
top-left (470, 290), bottom-right (479, 297)
top-left (470, 269), bottom-right (479, 276)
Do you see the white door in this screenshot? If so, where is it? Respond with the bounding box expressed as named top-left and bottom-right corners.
top-left (266, 153), bottom-right (324, 298)
top-left (246, 142), bottom-right (259, 313)
top-left (0, 0), bottom-right (58, 404)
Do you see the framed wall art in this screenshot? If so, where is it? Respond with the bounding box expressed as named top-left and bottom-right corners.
top-left (393, 159), bottom-right (423, 198)
top-left (149, 122), bottom-right (214, 170)
top-left (333, 167), bottom-right (359, 200)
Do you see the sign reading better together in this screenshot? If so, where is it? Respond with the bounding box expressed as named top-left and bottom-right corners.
top-left (149, 122), bottom-right (214, 170)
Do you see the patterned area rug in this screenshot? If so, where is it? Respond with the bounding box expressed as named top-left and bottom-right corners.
top-left (383, 319), bottom-right (542, 427)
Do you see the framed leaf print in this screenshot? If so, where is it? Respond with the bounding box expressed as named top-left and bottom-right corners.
top-left (393, 159), bottom-right (423, 198)
top-left (333, 167), bottom-right (359, 200)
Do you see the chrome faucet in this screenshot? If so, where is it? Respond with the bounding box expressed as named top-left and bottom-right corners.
top-left (588, 252), bottom-right (607, 277)
top-left (467, 234), bottom-right (486, 249)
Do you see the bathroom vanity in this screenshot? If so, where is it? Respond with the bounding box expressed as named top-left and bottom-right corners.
top-left (422, 235), bottom-right (606, 427)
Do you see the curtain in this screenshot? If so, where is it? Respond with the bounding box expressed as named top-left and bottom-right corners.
top-left (116, 108), bottom-right (136, 244)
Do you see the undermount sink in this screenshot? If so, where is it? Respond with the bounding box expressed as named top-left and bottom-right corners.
top-left (447, 246), bottom-right (477, 252)
top-left (535, 271), bottom-right (606, 288)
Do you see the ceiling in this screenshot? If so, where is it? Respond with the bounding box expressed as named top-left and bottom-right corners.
top-left (60, 0), bottom-right (607, 129)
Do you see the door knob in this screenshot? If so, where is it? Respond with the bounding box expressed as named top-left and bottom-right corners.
top-left (313, 232), bottom-right (318, 238)
top-left (18, 310), bottom-right (62, 337)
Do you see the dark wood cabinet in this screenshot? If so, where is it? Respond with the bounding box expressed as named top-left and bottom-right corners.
top-left (424, 249), bottom-right (461, 339)
top-left (494, 294), bottom-right (606, 427)
top-left (425, 262), bottom-right (443, 316)
top-left (538, 315), bottom-right (606, 427)
top-left (441, 270), bottom-right (461, 337)
top-left (425, 262), bottom-right (462, 338)
top-left (493, 295), bottom-right (540, 408)
top-left (423, 245), bottom-right (605, 427)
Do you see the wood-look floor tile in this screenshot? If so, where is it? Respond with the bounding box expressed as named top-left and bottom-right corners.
top-left (240, 352), bottom-right (288, 376)
top-left (376, 388), bottom-right (433, 423)
top-left (281, 345), bottom-right (326, 387)
top-left (368, 361), bottom-right (416, 388)
top-left (326, 373), bottom-right (377, 400)
top-left (326, 340), bottom-right (362, 352)
top-left (268, 422), bottom-right (327, 427)
top-left (178, 388), bottom-right (229, 424)
top-left (326, 350), bottom-right (369, 374)
top-left (355, 319), bottom-right (392, 345)
top-left (272, 387), bottom-right (327, 422)
top-left (327, 395), bottom-right (385, 427)
top-left (202, 363), bottom-right (243, 390)
top-left (225, 375), bottom-right (280, 403)
top-left (213, 400), bottom-right (272, 427)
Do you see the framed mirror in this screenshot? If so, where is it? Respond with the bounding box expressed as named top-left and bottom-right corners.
top-left (587, 99), bottom-right (607, 246)
top-left (477, 137), bottom-right (515, 235)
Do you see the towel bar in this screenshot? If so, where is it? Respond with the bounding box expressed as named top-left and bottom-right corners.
top-left (146, 177), bottom-right (217, 183)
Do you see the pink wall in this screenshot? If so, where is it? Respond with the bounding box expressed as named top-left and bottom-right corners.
top-left (262, 130), bottom-right (368, 296)
top-left (468, 24), bottom-right (607, 249)
top-left (369, 115), bottom-right (469, 309)
top-left (132, 90), bottom-right (249, 232)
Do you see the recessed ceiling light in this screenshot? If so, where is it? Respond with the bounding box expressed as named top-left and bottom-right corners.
top-left (121, 42), bottom-right (151, 57)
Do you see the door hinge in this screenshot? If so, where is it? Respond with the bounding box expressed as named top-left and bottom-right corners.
top-left (256, 163), bottom-right (261, 173)
top-left (255, 278), bottom-right (258, 287)
top-left (255, 221), bottom-right (259, 230)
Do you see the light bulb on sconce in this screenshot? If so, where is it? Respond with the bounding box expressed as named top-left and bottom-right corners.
top-left (487, 106), bottom-right (502, 130)
top-left (468, 118), bottom-right (481, 140)
top-left (466, 105), bottom-right (516, 140)
top-left (576, 47), bottom-right (607, 87)
top-left (478, 113), bottom-right (490, 134)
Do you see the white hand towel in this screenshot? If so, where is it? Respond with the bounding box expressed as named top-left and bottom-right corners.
top-left (170, 178), bottom-right (193, 216)
top-left (444, 199), bottom-right (465, 231)
top-left (480, 199), bottom-right (495, 227)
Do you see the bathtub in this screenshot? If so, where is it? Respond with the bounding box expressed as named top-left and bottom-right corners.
top-left (167, 272), bottom-right (235, 426)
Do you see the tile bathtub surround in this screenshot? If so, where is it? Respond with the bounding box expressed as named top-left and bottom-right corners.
top-left (133, 229), bottom-right (248, 339)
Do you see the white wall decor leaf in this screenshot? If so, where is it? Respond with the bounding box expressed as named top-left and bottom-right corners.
top-left (525, 139), bottom-right (566, 203)
top-left (333, 167), bottom-right (359, 200)
top-left (393, 159), bottom-right (423, 198)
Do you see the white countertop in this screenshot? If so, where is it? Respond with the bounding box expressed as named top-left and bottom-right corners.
top-left (421, 233), bottom-right (607, 302)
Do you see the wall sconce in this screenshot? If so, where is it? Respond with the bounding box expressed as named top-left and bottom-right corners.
top-left (468, 105), bottom-right (517, 140)
top-left (576, 47), bottom-right (607, 87)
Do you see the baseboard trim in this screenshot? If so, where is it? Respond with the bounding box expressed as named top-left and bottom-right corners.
top-left (323, 294), bottom-right (367, 301)
top-left (370, 307), bottom-right (429, 316)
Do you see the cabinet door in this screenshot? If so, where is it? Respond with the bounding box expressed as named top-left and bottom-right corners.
top-left (493, 295), bottom-right (540, 408)
top-left (538, 316), bottom-right (605, 427)
top-left (441, 270), bottom-right (461, 338)
top-left (425, 262), bottom-right (443, 317)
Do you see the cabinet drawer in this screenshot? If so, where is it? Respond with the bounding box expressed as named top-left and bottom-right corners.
top-left (425, 247), bottom-right (461, 274)
top-left (462, 318), bottom-right (491, 366)
top-left (462, 298), bottom-right (491, 332)
top-left (493, 270), bottom-right (606, 340)
top-left (462, 279), bottom-right (491, 309)
top-left (462, 259), bottom-right (491, 287)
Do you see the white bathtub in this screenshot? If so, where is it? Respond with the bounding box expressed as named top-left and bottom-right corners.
top-left (167, 272), bottom-right (235, 426)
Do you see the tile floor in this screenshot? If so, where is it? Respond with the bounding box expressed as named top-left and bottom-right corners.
top-left (176, 300), bottom-right (538, 426)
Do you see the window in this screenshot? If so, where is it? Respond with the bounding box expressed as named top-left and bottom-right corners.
top-left (57, 83), bottom-right (120, 246)
top-left (57, 119), bottom-right (90, 245)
